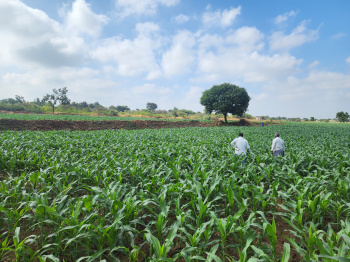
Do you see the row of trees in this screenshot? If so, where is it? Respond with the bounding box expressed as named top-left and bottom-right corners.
top-left (1, 88), bottom-right (162, 115)
top-left (1, 84), bottom-right (348, 122)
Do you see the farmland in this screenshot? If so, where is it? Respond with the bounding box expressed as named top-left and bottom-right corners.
top-left (0, 113), bottom-right (205, 122)
top-left (0, 123), bottom-right (350, 261)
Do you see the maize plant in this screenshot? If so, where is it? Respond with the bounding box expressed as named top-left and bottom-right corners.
top-left (0, 122), bottom-right (349, 261)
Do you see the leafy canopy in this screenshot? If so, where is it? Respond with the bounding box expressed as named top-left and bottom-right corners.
top-left (146, 102), bottom-right (158, 111)
top-left (336, 111), bottom-right (349, 122)
top-left (200, 83), bottom-right (250, 122)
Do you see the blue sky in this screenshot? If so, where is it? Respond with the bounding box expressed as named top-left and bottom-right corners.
top-left (0, 0), bottom-right (349, 118)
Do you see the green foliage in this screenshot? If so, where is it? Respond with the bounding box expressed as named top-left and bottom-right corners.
top-left (200, 83), bottom-right (250, 123)
top-left (336, 111), bottom-right (349, 122)
top-left (41, 87), bottom-right (71, 113)
top-left (0, 123), bottom-right (350, 261)
top-left (146, 102), bottom-right (158, 111)
top-left (109, 105), bottom-right (130, 112)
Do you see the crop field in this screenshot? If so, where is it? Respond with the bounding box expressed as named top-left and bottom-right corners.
top-left (0, 123), bottom-right (350, 261)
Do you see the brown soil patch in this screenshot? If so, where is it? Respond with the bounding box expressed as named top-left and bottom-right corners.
top-left (0, 118), bottom-right (265, 131)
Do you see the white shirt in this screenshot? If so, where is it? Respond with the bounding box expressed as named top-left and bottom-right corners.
top-left (271, 137), bottom-right (285, 151)
top-left (231, 137), bottom-right (250, 155)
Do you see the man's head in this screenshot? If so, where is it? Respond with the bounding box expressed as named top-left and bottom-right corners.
top-left (275, 133), bottom-right (280, 138)
top-left (239, 133), bottom-right (244, 137)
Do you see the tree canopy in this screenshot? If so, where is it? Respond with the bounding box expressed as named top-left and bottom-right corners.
top-left (336, 111), bottom-right (349, 122)
top-left (146, 102), bottom-right (158, 111)
top-left (200, 83), bottom-right (250, 123)
top-left (42, 87), bottom-right (70, 113)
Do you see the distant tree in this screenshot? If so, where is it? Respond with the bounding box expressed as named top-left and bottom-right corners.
top-left (77, 101), bottom-right (89, 108)
top-left (88, 102), bottom-right (104, 109)
top-left (310, 117), bottom-right (315, 122)
top-left (15, 95), bottom-right (25, 103)
top-left (200, 83), bottom-right (250, 123)
top-left (109, 105), bottom-right (130, 112)
top-left (42, 87), bottom-right (70, 113)
top-left (242, 113), bottom-right (255, 119)
top-left (336, 111), bottom-right (349, 122)
top-left (146, 102), bottom-right (158, 111)
top-left (33, 97), bottom-right (45, 106)
top-left (1, 98), bottom-right (17, 104)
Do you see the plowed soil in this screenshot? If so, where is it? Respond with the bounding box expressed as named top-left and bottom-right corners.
top-left (0, 118), bottom-right (261, 131)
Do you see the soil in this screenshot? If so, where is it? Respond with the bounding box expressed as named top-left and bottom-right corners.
top-left (0, 118), bottom-right (265, 131)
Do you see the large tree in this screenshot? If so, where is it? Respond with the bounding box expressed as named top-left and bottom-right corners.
top-left (42, 87), bottom-right (70, 113)
top-left (336, 111), bottom-right (349, 122)
top-left (146, 102), bottom-right (158, 111)
top-left (200, 83), bottom-right (250, 123)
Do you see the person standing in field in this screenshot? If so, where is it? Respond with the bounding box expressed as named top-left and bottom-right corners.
top-left (231, 133), bottom-right (250, 165)
top-left (271, 133), bottom-right (285, 156)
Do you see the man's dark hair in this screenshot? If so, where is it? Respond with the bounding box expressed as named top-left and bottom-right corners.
top-left (239, 133), bottom-right (243, 137)
top-left (275, 133), bottom-right (280, 137)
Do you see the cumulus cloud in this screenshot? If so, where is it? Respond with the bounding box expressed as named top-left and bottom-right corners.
top-left (346, 56), bottom-right (350, 63)
top-left (114, 0), bottom-right (180, 17)
top-left (202, 6), bottom-right (241, 27)
top-left (173, 14), bottom-right (190, 24)
top-left (161, 30), bottom-right (196, 76)
top-left (91, 22), bottom-right (161, 77)
top-left (269, 21), bottom-right (319, 51)
top-left (196, 25), bottom-right (301, 83)
top-left (225, 26), bottom-right (265, 51)
top-left (0, 0), bottom-right (91, 68)
top-left (274, 10), bottom-right (298, 24)
top-left (64, 0), bottom-right (109, 37)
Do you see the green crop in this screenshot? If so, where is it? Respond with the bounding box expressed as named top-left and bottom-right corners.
top-left (0, 123), bottom-right (350, 261)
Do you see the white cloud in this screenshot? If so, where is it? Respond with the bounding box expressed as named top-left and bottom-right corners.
top-left (202, 6), bottom-right (241, 27)
top-left (274, 10), bottom-right (298, 24)
top-left (114, 0), bottom-right (180, 17)
top-left (178, 86), bottom-right (204, 111)
top-left (162, 30), bottom-right (196, 76)
top-left (249, 70), bottom-right (350, 118)
top-left (173, 14), bottom-right (190, 24)
top-left (303, 71), bottom-right (350, 90)
top-left (331, 32), bottom-right (347, 40)
top-left (64, 0), bottom-right (109, 37)
top-left (0, 67), bottom-right (117, 104)
top-left (269, 21), bottom-right (319, 51)
top-left (91, 22), bottom-right (161, 77)
top-left (346, 56), bottom-right (350, 63)
top-left (287, 72), bottom-right (350, 117)
top-left (132, 83), bottom-right (172, 95)
top-left (225, 26), bottom-right (264, 51)
top-left (197, 47), bottom-right (302, 83)
top-left (0, 0), bottom-right (89, 68)
top-left (308, 60), bottom-right (319, 68)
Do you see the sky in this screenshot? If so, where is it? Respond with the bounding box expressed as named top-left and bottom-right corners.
top-left (0, 0), bottom-right (349, 119)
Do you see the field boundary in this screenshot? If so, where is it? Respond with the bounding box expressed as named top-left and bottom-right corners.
top-left (0, 118), bottom-right (265, 131)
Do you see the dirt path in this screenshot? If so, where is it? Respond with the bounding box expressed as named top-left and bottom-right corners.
top-left (0, 118), bottom-right (261, 131)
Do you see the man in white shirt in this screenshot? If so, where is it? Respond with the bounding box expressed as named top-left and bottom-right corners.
top-left (271, 133), bottom-right (285, 156)
top-left (231, 133), bottom-right (250, 165)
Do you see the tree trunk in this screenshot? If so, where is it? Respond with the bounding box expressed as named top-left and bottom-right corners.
top-left (223, 113), bottom-right (227, 123)
top-left (52, 105), bottom-right (55, 114)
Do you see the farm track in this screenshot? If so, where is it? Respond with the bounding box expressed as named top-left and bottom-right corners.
top-left (0, 118), bottom-right (262, 131)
